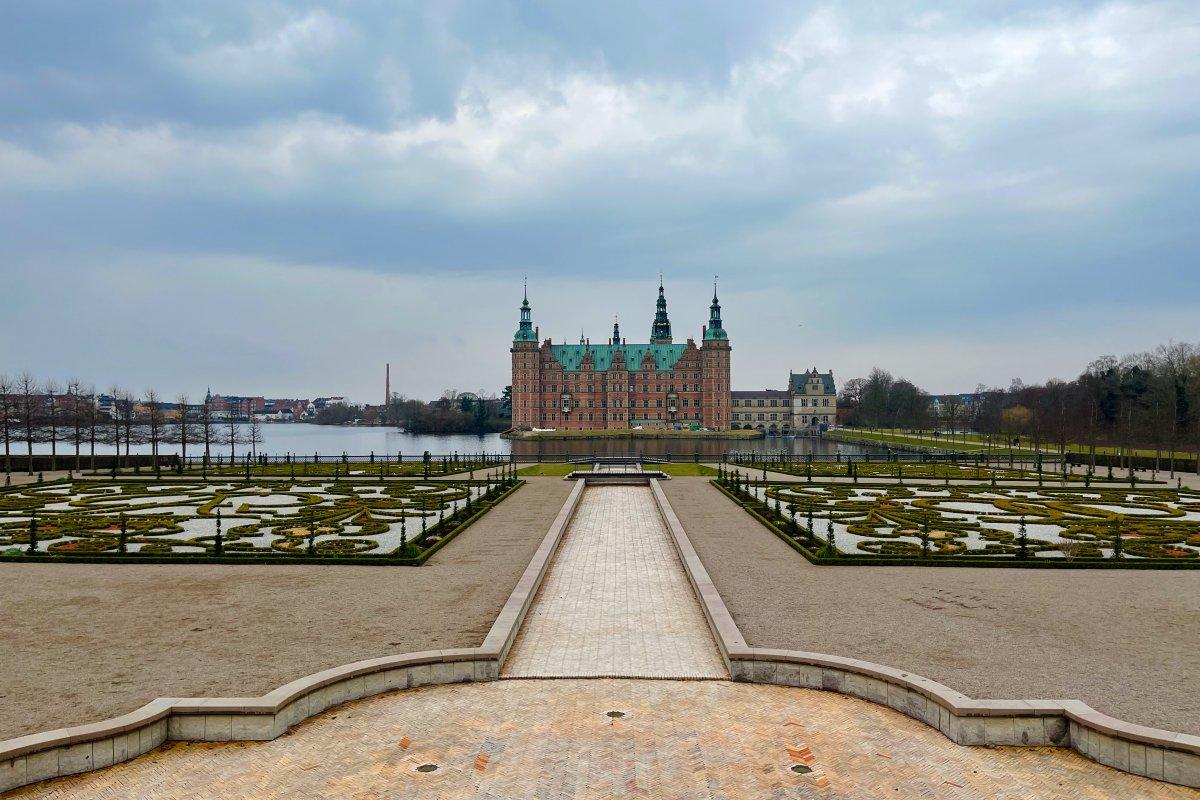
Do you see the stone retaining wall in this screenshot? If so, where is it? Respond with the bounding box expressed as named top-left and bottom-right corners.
top-left (0, 480), bottom-right (588, 794)
top-left (647, 478), bottom-right (1200, 790)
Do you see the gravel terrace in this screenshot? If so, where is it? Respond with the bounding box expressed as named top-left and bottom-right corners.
top-left (661, 477), bottom-right (1200, 734)
top-left (0, 477), bottom-right (572, 740)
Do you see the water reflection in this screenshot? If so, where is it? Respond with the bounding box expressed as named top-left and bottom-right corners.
top-left (508, 436), bottom-right (881, 459)
top-left (20, 423), bottom-right (885, 458)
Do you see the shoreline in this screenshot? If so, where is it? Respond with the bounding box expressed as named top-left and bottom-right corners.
top-left (502, 428), bottom-right (765, 441)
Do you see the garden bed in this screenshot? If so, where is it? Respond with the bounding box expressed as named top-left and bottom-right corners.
top-left (0, 475), bottom-right (524, 566)
top-left (711, 472), bottom-right (1200, 568)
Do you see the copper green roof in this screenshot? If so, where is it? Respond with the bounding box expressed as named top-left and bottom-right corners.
top-left (550, 343), bottom-right (686, 372)
top-left (513, 295), bottom-right (537, 341)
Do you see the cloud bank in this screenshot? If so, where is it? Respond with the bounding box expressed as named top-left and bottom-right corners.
top-left (1, 2), bottom-right (1197, 399)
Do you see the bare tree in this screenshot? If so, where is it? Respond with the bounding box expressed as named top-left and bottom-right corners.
top-left (83, 385), bottom-right (99, 473)
top-left (67, 380), bottom-right (84, 472)
top-left (145, 389), bottom-right (164, 476)
top-left (123, 390), bottom-right (140, 468)
top-left (247, 417), bottom-right (264, 460)
top-left (225, 411), bottom-right (239, 462)
top-left (0, 374), bottom-right (13, 479)
top-left (18, 372), bottom-right (38, 475)
top-left (109, 387), bottom-right (123, 471)
top-left (942, 394), bottom-right (962, 437)
top-left (174, 393), bottom-right (191, 468)
top-left (45, 380), bottom-right (60, 472)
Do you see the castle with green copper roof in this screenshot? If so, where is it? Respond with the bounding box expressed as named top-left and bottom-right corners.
top-left (510, 279), bottom-right (731, 431)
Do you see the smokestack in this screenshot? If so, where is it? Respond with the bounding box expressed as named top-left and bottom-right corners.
top-left (385, 363), bottom-right (390, 408)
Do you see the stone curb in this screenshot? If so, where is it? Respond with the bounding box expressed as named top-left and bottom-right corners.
top-left (0, 480), bottom-right (588, 795)
top-left (647, 478), bottom-right (1200, 789)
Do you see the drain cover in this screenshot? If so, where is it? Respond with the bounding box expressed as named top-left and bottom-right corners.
top-left (791, 764), bottom-right (812, 775)
top-left (605, 710), bottom-right (626, 719)
top-left (416, 764), bottom-right (439, 773)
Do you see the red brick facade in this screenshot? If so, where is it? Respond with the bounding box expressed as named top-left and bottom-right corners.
top-left (510, 285), bottom-right (731, 431)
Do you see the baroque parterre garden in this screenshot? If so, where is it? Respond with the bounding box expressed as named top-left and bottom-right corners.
top-left (0, 474), bottom-right (520, 562)
top-left (186, 455), bottom-right (497, 479)
top-left (719, 472), bottom-right (1200, 563)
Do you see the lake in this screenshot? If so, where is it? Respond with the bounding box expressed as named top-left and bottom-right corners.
top-left (15, 423), bottom-right (884, 459)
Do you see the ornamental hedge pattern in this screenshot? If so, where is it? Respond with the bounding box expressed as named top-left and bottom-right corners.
top-left (186, 455), bottom-right (496, 479)
top-left (717, 469), bottom-right (1200, 561)
top-left (0, 476), bottom-right (518, 560)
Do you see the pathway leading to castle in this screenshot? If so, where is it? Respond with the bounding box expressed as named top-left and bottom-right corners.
top-left (501, 484), bottom-right (727, 679)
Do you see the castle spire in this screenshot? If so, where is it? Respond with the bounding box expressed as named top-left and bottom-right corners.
top-left (612, 314), bottom-right (621, 346)
top-left (704, 275), bottom-right (728, 341)
top-left (513, 284), bottom-right (537, 342)
top-left (650, 275), bottom-right (672, 343)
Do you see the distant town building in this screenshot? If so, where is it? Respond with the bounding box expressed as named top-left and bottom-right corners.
top-left (731, 369), bottom-right (838, 435)
top-left (510, 279), bottom-right (732, 430)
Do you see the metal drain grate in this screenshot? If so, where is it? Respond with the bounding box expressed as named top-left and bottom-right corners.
top-left (416, 764), bottom-right (439, 773)
top-left (605, 711), bottom-right (626, 719)
top-left (791, 764), bottom-right (812, 775)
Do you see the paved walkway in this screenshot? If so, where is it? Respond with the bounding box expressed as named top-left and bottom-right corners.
top-left (11, 679), bottom-right (1192, 800)
top-left (501, 485), bottom-right (727, 679)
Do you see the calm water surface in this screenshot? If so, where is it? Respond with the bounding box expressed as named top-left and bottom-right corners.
top-left (19, 423), bottom-right (883, 459)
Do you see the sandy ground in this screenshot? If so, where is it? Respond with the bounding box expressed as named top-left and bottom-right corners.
top-left (662, 478), bottom-right (1200, 734)
top-left (0, 477), bottom-right (572, 741)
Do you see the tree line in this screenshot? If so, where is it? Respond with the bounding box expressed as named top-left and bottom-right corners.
top-left (311, 389), bottom-right (511, 434)
top-left (839, 341), bottom-right (1200, 465)
top-left (0, 373), bottom-right (266, 475)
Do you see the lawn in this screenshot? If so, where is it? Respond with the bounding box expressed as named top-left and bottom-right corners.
top-left (828, 428), bottom-right (1198, 460)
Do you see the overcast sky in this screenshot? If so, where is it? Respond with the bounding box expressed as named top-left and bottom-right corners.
top-left (1, 1), bottom-right (1197, 402)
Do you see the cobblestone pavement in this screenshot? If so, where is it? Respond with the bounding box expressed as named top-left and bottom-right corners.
top-left (12, 679), bottom-right (1194, 800)
top-left (501, 485), bottom-right (728, 679)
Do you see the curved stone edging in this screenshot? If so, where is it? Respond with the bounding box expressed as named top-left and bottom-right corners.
top-left (0, 480), bottom-right (588, 795)
top-left (647, 478), bottom-right (1200, 789)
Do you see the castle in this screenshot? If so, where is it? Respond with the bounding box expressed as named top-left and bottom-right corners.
top-left (510, 280), bottom-right (732, 430)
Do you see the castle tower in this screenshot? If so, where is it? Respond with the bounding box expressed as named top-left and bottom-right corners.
top-left (510, 284), bottom-right (540, 429)
top-left (650, 276), bottom-right (672, 344)
top-left (700, 280), bottom-right (731, 430)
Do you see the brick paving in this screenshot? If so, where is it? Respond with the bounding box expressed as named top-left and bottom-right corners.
top-left (11, 679), bottom-right (1193, 800)
top-left (501, 485), bottom-right (728, 679)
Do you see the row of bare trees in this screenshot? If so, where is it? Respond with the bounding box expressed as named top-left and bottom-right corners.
top-left (838, 341), bottom-right (1200, 470)
top-left (0, 373), bottom-right (265, 475)
top-left (964, 342), bottom-right (1200, 469)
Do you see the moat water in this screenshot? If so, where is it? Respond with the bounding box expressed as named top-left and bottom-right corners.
top-left (19, 423), bottom-right (884, 459)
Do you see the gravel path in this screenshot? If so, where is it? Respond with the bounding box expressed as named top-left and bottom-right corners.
top-left (661, 478), bottom-right (1200, 734)
top-left (0, 477), bottom-right (573, 740)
